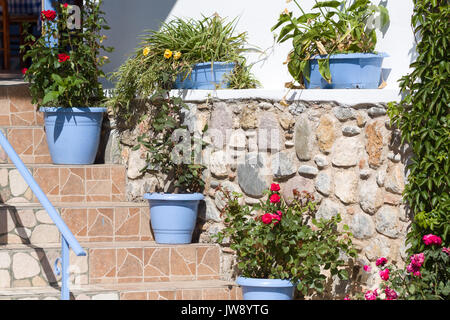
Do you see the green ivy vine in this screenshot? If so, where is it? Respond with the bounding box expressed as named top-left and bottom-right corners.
top-left (388, 0), bottom-right (449, 253)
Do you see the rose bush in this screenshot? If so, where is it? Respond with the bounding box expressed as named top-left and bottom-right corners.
top-left (22, 1), bottom-right (113, 108)
top-left (215, 184), bottom-right (357, 296)
top-left (347, 233), bottom-right (450, 300)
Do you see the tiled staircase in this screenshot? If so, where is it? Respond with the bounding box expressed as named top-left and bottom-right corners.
top-left (0, 83), bottom-right (240, 300)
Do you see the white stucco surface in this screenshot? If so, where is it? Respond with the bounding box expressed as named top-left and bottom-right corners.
top-left (102, 0), bottom-right (415, 92)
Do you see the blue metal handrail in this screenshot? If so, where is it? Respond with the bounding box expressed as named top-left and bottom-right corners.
top-left (0, 131), bottom-right (86, 300)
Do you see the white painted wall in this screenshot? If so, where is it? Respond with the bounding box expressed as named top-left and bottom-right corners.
top-left (102, 0), bottom-right (415, 91)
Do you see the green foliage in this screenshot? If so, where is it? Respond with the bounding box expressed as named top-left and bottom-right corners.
top-left (272, 0), bottom-right (389, 85)
top-left (387, 0), bottom-right (449, 253)
top-left (214, 185), bottom-right (357, 296)
top-left (109, 14), bottom-right (259, 120)
top-left (132, 88), bottom-right (206, 193)
top-left (22, 1), bottom-right (113, 107)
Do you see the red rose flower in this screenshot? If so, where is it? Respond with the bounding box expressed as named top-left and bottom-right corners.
top-left (276, 210), bottom-right (283, 217)
top-left (261, 213), bottom-right (273, 225)
top-left (270, 183), bottom-right (280, 192)
top-left (63, 3), bottom-right (69, 8)
top-left (269, 193), bottom-right (281, 203)
top-left (271, 213), bottom-right (281, 225)
top-left (41, 10), bottom-right (56, 21)
top-left (58, 53), bottom-right (70, 63)
top-left (21, 68), bottom-right (28, 75)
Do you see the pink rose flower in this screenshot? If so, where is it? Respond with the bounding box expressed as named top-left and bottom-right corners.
top-left (379, 268), bottom-right (390, 281)
top-left (442, 247), bottom-right (450, 255)
top-left (276, 210), bottom-right (283, 217)
top-left (261, 213), bottom-right (273, 225)
top-left (364, 289), bottom-right (378, 300)
top-left (344, 295), bottom-right (351, 300)
top-left (376, 257), bottom-right (387, 267)
top-left (422, 234), bottom-right (442, 246)
top-left (384, 287), bottom-right (398, 300)
top-left (410, 253), bottom-right (425, 268)
top-left (363, 265), bottom-right (371, 272)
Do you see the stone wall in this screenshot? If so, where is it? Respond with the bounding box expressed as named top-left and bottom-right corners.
top-left (113, 96), bottom-right (411, 294)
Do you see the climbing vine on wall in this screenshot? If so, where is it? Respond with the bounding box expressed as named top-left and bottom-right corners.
top-left (388, 0), bottom-right (449, 253)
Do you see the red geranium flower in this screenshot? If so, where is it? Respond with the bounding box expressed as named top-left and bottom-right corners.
top-left (270, 183), bottom-right (280, 192)
top-left (58, 53), bottom-right (70, 63)
top-left (41, 10), bottom-right (56, 21)
top-left (269, 194), bottom-right (281, 203)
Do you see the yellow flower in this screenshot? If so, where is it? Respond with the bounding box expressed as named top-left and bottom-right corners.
top-left (164, 49), bottom-right (173, 59)
top-left (143, 47), bottom-right (150, 56)
top-left (173, 51), bottom-right (182, 60)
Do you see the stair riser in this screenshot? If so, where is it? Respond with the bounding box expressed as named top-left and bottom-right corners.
top-left (0, 206), bottom-right (151, 245)
top-left (0, 248), bottom-right (88, 290)
top-left (0, 85), bottom-right (43, 127)
top-left (0, 127), bottom-right (51, 164)
top-left (0, 165), bottom-right (126, 204)
top-left (0, 286), bottom-right (241, 300)
top-left (0, 244), bottom-right (221, 289)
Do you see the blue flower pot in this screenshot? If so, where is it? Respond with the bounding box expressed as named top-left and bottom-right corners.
top-left (174, 62), bottom-right (235, 89)
top-left (40, 107), bottom-right (106, 165)
top-left (236, 277), bottom-right (296, 300)
top-left (144, 193), bottom-right (205, 244)
top-left (305, 52), bottom-right (388, 89)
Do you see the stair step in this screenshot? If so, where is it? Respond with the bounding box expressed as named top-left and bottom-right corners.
top-left (0, 164), bottom-right (126, 204)
top-left (0, 202), bottom-right (151, 245)
top-left (0, 84), bottom-right (43, 127)
top-left (0, 126), bottom-right (51, 164)
top-left (0, 279), bottom-right (241, 300)
top-left (0, 241), bottom-right (222, 289)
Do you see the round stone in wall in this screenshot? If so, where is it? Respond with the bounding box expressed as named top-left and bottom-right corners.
top-left (237, 153), bottom-right (269, 198)
top-left (12, 252), bottom-right (40, 280)
top-left (271, 151), bottom-right (296, 178)
top-left (375, 206), bottom-right (400, 239)
top-left (351, 212), bottom-right (375, 239)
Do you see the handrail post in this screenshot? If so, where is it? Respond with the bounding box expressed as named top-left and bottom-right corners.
top-left (61, 236), bottom-right (70, 300)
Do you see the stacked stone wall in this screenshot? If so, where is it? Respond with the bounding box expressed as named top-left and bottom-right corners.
top-left (116, 98), bottom-right (411, 293)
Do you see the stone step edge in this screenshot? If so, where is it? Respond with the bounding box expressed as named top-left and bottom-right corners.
top-left (0, 279), bottom-right (238, 300)
top-left (0, 201), bottom-right (148, 209)
top-left (0, 240), bottom-right (221, 251)
top-left (0, 163), bottom-right (125, 169)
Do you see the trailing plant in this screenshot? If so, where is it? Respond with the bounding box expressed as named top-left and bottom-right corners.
top-left (272, 0), bottom-right (389, 86)
top-left (387, 0), bottom-right (449, 254)
top-left (132, 88), bottom-right (206, 193)
top-left (215, 184), bottom-right (357, 296)
top-left (22, 0), bottom-right (113, 107)
top-left (347, 234), bottom-right (450, 300)
top-left (110, 14), bottom-right (259, 122)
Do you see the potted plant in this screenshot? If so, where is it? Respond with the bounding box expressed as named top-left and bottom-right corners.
top-left (22, 1), bottom-right (113, 164)
top-left (131, 88), bottom-right (206, 244)
top-left (272, 0), bottom-right (389, 89)
top-left (110, 14), bottom-right (259, 110)
top-left (215, 184), bottom-right (357, 300)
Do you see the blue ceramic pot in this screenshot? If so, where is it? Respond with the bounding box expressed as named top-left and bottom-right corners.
top-left (144, 193), bottom-right (205, 244)
top-left (174, 62), bottom-right (235, 89)
top-left (236, 277), bottom-right (296, 300)
top-left (40, 107), bottom-right (106, 165)
top-left (305, 52), bottom-right (388, 89)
